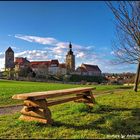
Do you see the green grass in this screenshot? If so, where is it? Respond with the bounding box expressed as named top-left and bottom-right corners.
top-left (0, 89), bottom-right (140, 139)
top-left (0, 79), bottom-right (139, 138)
top-left (0, 79), bottom-right (131, 106)
top-left (0, 80), bottom-right (83, 106)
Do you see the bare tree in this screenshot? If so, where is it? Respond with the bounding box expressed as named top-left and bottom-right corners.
top-left (106, 1), bottom-right (140, 91)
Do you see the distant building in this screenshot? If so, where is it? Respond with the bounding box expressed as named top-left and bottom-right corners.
top-left (5, 47), bottom-right (15, 70)
top-left (14, 57), bottom-right (31, 78)
top-left (30, 61), bottom-right (50, 77)
top-left (30, 60), bottom-right (67, 77)
top-left (4, 43), bottom-right (102, 79)
top-left (75, 63), bottom-right (102, 76)
top-left (48, 59), bottom-right (59, 75)
top-left (59, 63), bottom-right (67, 75)
top-left (15, 57), bottom-right (30, 71)
top-left (30, 42), bottom-right (74, 77)
top-left (66, 42), bottom-right (75, 74)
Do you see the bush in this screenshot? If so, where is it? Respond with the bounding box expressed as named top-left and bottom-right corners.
top-left (18, 67), bottom-right (33, 77)
top-left (48, 75), bottom-right (63, 81)
top-left (69, 74), bottom-right (105, 83)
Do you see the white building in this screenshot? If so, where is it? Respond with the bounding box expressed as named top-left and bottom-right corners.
top-left (30, 60), bottom-right (67, 77)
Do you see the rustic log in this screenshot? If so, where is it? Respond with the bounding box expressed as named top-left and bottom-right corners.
top-left (46, 95), bottom-right (83, 106)
top-left (24, 106), bottom-right (38, 112)
top-left (12, 87), bottom-right (95, 100)
top-left (20, 106), bottom-right (51, 119)
top-left (89, 91), bottom-right (96, 104)
top-left (74, 98), bottom-right (90, 103)
top-left (24, 99), bottom-right (48, 109)
top-left (19, 114), bottom-right (53, 124)
top-left (12, 87), bottom-right (96, 124)
top-left (75, 91), bottom-right (95, 109)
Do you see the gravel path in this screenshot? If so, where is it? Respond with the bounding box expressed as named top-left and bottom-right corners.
top-left (0, 105), bottom-right (23, 115)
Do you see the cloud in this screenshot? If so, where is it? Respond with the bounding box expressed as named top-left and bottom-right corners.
top-left (15, 50), bottom-right (48, 61)
top-left (0, 53), bottom-right (5, 70)
top-left (15, 34), bottom-right (95, 62)
top-left (13, 34), bottom-right (136, 73)
top-left (10, 46), bottom-right (18, 50)
top-left (15, 34), bottom-right (57, 45)
top-left (111, 51), bottom-right (115, 55)
top-left (56, 42), bottom-right (68, 49)
top-left (0, 53), bottom-right (4, 58)
top-left (76, 52), bottom-right (86, 58)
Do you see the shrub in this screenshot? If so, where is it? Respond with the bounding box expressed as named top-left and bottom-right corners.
top-left (69, 74), bottom-right (105, 83)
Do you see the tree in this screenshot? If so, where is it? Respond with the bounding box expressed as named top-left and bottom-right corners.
top-left (4, 68), bottom-right (15, 80)
top-left (106, 1), bottom-right (140, 91)
top-left (18, 66), bottom-right (33, 78)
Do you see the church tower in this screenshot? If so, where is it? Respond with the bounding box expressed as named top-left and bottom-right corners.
top-left (66, 42), bottom-right (75, 74)
top-left (5, 47), bottom-right (14, 70)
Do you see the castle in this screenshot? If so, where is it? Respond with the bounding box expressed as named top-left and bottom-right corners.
top-left (5, 43), bottom-right (101, 78)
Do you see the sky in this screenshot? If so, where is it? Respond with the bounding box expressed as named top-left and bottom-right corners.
top-left (0, 1), bottom-right (137, 73)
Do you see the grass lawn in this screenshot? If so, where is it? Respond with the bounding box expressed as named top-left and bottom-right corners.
top-left (0, 80), bottom-right (139, 139)
top-left (0, 79), bottom-right (131, 106)
top-left (0, 80), bottom-right (83, 106)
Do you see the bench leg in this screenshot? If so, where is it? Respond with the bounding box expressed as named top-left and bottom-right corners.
top-left (75, 91), bottom-right (96, 109)
top-left (19, 99), bottom-right (53, 124)
top-left (84, 91), bottom-right (96, 109)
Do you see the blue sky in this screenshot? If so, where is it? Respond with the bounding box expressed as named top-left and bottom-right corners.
top-left (0, 1), bottom-right (137, 73)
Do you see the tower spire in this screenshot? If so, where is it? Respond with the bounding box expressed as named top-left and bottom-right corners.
top-left (66, 42), bottom-right (75, 73)
top-left (69, 42), bottom-right (72, 49)
top-left (68, 42), bottom-right (73, 55)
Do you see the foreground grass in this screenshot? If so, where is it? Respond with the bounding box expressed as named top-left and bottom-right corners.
top-left (0, 80), bottom-right (131, 106)
top-left (0, 80), bottom-right (82, 106)
top-left (0, 90), bottom-right (139, 139)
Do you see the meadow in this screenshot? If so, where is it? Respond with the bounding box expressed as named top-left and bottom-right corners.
top-left (0, 80), bottom-right (125, 107)
top-left (0, 80), bottom-right (140, 139)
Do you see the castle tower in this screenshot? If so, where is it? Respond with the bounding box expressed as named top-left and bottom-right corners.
top-left (5, 47), bottom-right (14, 70)
top-left (66, 42), bottom-right (75, 74)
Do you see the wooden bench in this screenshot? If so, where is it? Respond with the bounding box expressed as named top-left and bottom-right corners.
top-left (12, 87), bottom-right (95, 124)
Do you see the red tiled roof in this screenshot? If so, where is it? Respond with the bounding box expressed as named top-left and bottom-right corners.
top-left (30, 61), bottom-right (50, 65)
top-left (30, 61), bottom-right (51, 68)
top-left (82, 64), bottom-right (101, 72)
top-left (15, 57), bottom-right (30, 65)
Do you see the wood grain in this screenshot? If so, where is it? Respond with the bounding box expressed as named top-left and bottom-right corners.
top-left (12, 87), bottom-right (95, 100)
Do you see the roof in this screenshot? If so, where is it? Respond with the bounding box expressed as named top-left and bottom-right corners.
top-left (30, 61), bottom-right (50, 65)
top-left (50, 59), bottom-right (59, 65)
top-left (15, 57), bottom-right (30, 65)
top-left (30, 61), bottom-right (51, 68)
top-left (82, 64), bottom-right (101, 72)
top-left (6, 47), bottom-right (14, 53)
top-left (76, 67), bottom-right (88, 72)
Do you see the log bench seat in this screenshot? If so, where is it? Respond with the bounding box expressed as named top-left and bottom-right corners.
top-left (12, 87), bottom-right (96, 124)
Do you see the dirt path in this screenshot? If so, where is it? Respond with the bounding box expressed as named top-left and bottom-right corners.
top-left (0, 89), bottom-right (127, 115)
top-left (0, 105), bottom-right (23, 115)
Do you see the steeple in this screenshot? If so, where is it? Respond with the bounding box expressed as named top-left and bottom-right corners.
top-left (66, 42), bottom-right (75, 73)
top-left (69, 42), bottom-right (72, 49)
top-left (6, 47), bottom-right (14, 53)
top-left (68, 42), bottom-right (73, 55)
